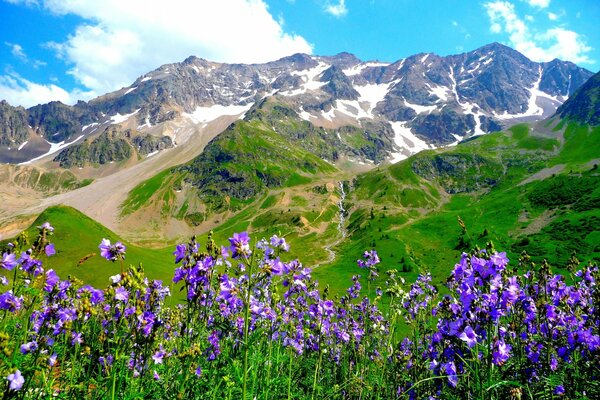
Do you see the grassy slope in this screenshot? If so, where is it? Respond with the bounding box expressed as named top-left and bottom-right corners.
top-left (4, 206), bottom-right (175, 287)
top-left (314, 122), bottom-right (600, 294)
top-left (5, 122), bottom-right (599, 297)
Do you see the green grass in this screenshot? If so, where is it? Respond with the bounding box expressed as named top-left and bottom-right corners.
top-left (121, 168), bottom-right (174, 216)
top-left (552, 123), bottom-right (600, 169)
top-left (6, 206), bottom-right (174, 288)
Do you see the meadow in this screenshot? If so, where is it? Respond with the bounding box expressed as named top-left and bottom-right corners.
top-left (1, 223), bottom-right (598, 399)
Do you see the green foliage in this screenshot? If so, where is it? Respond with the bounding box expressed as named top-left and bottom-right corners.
top-left (177, 117), bottom-right (337, 213)
top-left (528, 174), bottom-right (600, 209)
top-left (509, 123), bottom-right (559, 150)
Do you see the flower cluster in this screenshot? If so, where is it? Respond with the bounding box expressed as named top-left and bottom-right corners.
top-left (393, 247), bottom-right (600, 398)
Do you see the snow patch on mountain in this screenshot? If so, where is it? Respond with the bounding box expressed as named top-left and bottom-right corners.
top-left (281, 62), bottom-right (330, 96)
top-left (389, 121), bottom-right (434, 163)
top-left (110, 109), bottom-right (141, 124)
top-left (427, 83), bottom-right (450, 102)
top-left (19, 135), bottom-right (85, 165)
top-left (404, 100), bottom-right (437, 114)
top-left (494, 66), bottom-right (546, 120)
top-left (355, 81), bottom-right (395, 116)
top-left (298, 107), bottom-right (313, 121)
top-left (183, 103), bottom-right (253, 124)
top-left (343, 62), bottom-right (390, 76)
top-left (336, 100), bottom-right (371, 119)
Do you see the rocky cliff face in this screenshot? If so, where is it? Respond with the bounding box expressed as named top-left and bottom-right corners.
top-left (52, 126), bottom-right (173, 168)
top-left (0, 43), bottom-right (594, 165)
top-left (556, 70), bottom-right (600, 126)
top-left (0, 101), bottom-right (29, 147)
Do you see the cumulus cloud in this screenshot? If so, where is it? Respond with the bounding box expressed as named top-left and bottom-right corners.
top-left (324, 0), bottom-right (348, 17)
top-left (1, 0), bottom-right (312, 106)
top-left (484, 1), bottom-right (593, 64)
top-left (0, 72), bottom-right (94, 108)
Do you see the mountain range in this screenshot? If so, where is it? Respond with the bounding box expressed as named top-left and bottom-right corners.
top-left (0, 42), bottom-right (593, 166)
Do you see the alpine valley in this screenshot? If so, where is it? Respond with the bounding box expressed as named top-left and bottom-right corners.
top-left (1, 42), bottom-right (599, 291)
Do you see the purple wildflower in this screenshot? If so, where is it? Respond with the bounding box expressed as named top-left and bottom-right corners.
top-left (152, 349), bottom-right (166, 364)
top-left (71, 332), bottom-right (83, 346)
top-left (0, 291), bottom-right (22, 312)
top-left (39, 222), bottom-right (54, 232)
top-left (114, 287), bottom-right (129, 302)
top-left (228, 232), bottom-right (251, 259)
top-left (443, 362), bottom-right (458, 388)
top-left (357, 250), bottom-right (380, 268)
top-left (49, 353), bottom-right (58, 367)
top-left (458, 326), bottom-right (478, 348)
top-left (7, 370), bottom-right (24, 391)
top-left (44, 243), bottom-right (56, 257)
top-left (1, 252), bottom-right (17, 271)
top-left (44, 269), bottom-right (60, 292)
top-left (270, 235), bottom-right (290, 252)
top-left (20, 341), bottom-right (38, 355)
top-left (173, 244), bottom-right (186, 264)
top-left (492, 340), bottom-right (511, 365)
top-left (98, 238), bottom-right (126, 262)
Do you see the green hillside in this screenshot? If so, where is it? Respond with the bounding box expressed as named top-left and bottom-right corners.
top-left (2, 206), bottom-right (175, 287)
top-left (314, 121), bottom-right (600, 293)
top-left (5, 119), bottom-right (599, 298)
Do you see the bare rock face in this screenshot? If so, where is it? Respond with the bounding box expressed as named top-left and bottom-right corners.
top-left (0, 101), bottom-right (29, 147)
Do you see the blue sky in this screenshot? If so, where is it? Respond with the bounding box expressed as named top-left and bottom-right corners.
top-left (1, 0), bottom-right (598, 107)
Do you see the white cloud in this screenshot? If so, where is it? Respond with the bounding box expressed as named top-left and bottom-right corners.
top-left (325, 0), bottom-right (348, 17)
top-left (5, 42), bottom-right (27, 61)
top-left (523, 0), bottom-right (550, 8)
top-left (0, 72), bottom-right (95, 108)
top-left (484, 1), bottom-right (593, 64)
top-left (4, 42), bottom-right (48, 70)
top-left (2, 0), bottom-right (313, 106)
top-left (547, 9), bottom-right (564, 21)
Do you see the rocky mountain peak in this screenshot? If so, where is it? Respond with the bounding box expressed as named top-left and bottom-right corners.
top-left (320, 65), bottom-right (360, 100)
top-left (318, 52), bottom-right (362, 68)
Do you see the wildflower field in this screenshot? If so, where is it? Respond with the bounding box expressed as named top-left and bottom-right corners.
top-left (1, 223), bottom-right (599, 399)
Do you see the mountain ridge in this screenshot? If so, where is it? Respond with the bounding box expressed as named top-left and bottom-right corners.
top-left (0, 42), bottom-right (594, 166)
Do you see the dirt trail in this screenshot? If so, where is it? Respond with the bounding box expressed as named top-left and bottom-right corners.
top-left (0, 116), bottom-right (238, 239)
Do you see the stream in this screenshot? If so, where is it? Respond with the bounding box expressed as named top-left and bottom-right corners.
top-left (314, 181), bottom-right (348, 268)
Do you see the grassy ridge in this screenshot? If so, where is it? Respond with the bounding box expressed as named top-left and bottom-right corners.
top-left (5, 206), bottom-right (175, 286)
